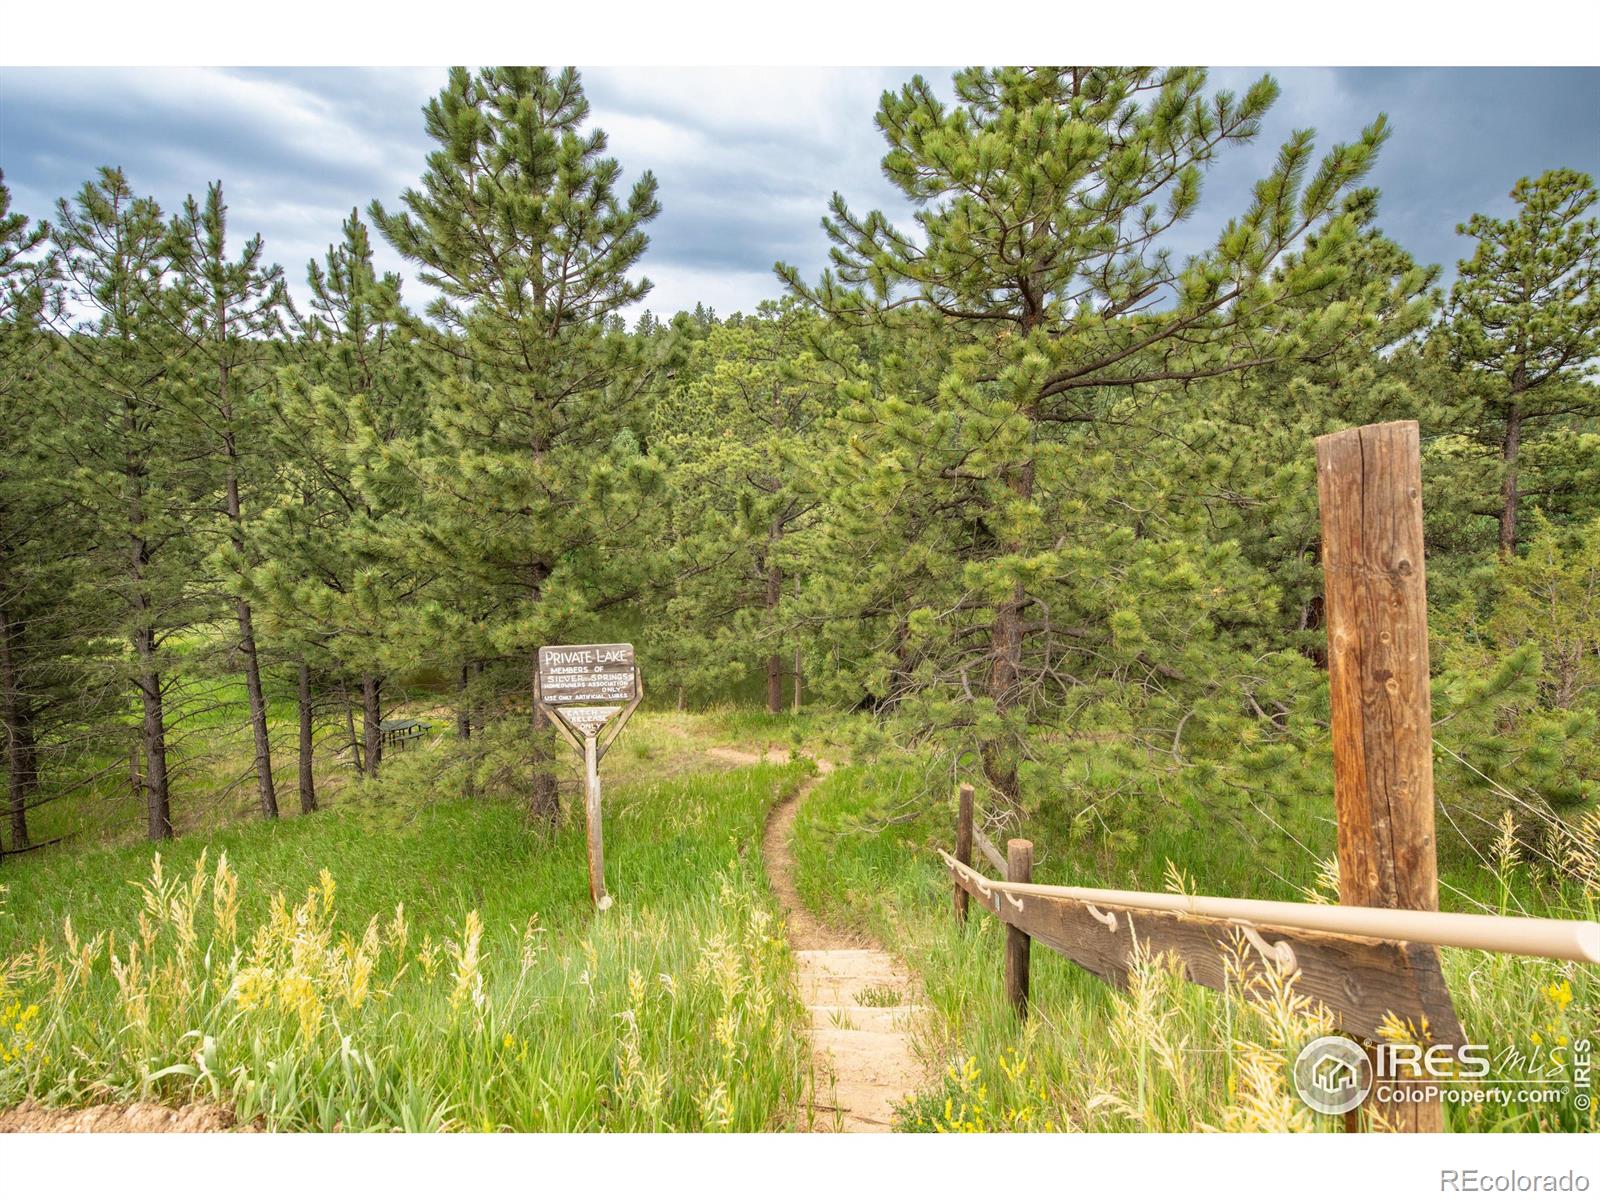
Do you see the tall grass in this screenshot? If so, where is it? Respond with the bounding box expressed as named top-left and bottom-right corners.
top-left (791, 760), bottom-right (1598, 1133)
top-left (0, 756), bottom-right (814, 1130)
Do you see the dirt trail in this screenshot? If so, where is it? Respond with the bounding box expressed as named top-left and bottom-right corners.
top-left (715, 745), bottom-right (925, 1132)
top-left (0, 1100), bottom-right (246, 1132)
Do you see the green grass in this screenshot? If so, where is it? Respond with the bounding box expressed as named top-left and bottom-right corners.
top-left (6, 693), bottom-right (1594, 1134)
top-left (17, 666), bottom-right (349, 850)
top-left (790, 760), bottom-right (1598, 1133)
top-left (0, 737), bottom-right (818, 1131)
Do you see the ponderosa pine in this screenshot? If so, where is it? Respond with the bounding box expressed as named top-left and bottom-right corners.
top-left (1445, 169), bottom-right (1600, 557)
top-left (781, 67), bottom-right (1397, 809)
top-left (169, 181), bottom-right (289, 819)
top-left (0, 172), bottom-right (52, 853)
top-left (246, 209), bottom-right (422, 786)
top-left (650, 302), bottom-right (842, 711)
top-left (371, 67), bottom-right (663, 819)
top-left (46, 169), bottom-right (205, 840)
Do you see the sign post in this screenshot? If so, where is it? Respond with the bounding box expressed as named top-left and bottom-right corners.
top-left (535, 643), bottom-right (642, 911)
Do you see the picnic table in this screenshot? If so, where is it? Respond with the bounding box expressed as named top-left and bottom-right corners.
top-left (378, 718), bottom-right (433, 749)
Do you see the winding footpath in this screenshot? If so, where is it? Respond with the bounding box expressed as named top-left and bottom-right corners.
top-left (710, 747), bottom-right (926, 1132)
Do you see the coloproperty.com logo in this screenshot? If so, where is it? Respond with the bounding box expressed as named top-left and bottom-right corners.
top-left (1293, 1036), bottom-right (1374, 1115)
top-left (1292, 1034), bottom-right (1593, 1114)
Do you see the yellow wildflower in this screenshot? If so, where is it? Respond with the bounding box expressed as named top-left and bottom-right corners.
top-left (1544, 980), bottom-right (1574, 1012)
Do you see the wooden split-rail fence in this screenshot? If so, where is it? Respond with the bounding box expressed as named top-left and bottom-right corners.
top-left (944, 421), bottom-right (1600, 1133)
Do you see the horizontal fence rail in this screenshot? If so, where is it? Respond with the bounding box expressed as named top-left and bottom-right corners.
top-left (946, 844), bottom-right (1465, 1046)
top-left (945, 422), bottom-right (1596, 1133)
top-left (940, 852), bottom-right (1600, 964)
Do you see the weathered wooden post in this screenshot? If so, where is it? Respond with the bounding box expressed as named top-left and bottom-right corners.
top-left (954, 783), bottom-right (974, 924)
top-left (1005, 838), bottom-right (1033, 1020)
top-left (581, 728), bottom-right (607, 905)
top-left (1315, 419), bottom-right (1443, 1133)
top-left (535, 643), bottom-right (643, 912)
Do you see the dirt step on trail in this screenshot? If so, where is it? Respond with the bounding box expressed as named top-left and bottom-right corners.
top-left (715, 745), bottom-right (925, 1132)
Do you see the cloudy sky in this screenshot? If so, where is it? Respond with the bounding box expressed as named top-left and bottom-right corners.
top-left (2, 67), bottom-right (1597, 319)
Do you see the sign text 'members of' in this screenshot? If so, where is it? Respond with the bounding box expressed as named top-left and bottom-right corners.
top-left (537, 643), bottom-right (637, 706)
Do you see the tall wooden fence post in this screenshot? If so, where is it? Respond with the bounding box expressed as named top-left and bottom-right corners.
top-left (1316, 419), bottom-right (1443, 1133)
top-left (954, 783), bottom-right (974, 924)
top-left (1005, 838), bottom-right (1033, 1020)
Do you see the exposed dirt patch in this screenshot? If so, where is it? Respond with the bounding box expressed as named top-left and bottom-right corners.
top-left (704, 745), bottom-right (792, 769)
top-left (0, 1100), bottom-right (248, 1133)
top-left (750, 753), bottom-right (926, 1132)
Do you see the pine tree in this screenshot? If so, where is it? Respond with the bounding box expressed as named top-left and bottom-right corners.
top-left (781, 67), bottom-right (1394, 808)
top-left (1176, 193), bottom-right (1440, 652)
top-left (1444, 169), bottom-right (1600, 556)
top-left (1430, 512), bottom-right (1600, 862)
top-left (169, 181), bottom-right (290, 818)
top-left (371, 66), bottom-right (663, 818)
top-left (246, 209), bottom-right (422, 790)
top-left (44, 168), bottom-right (205, 840)
top-left (1, 174), bottom-right (132, 855)
top-left (0, 172), bottom-right (53, 853)
top-left (650, 302), bottom-right (839, 710)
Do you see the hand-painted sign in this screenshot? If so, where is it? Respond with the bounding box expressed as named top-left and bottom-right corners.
top-left (536, 642), bottom-right (643, 911)
top-left (537, 643), bottom-right (637, 706)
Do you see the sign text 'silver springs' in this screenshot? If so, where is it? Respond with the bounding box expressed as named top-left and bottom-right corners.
top-left (537, 643), bottom-right (637, 706)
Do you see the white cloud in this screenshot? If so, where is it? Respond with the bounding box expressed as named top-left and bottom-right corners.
top-left (586, 66), bottom-right (906, 140)
top-left (633, 262), bottom-right (786, 320)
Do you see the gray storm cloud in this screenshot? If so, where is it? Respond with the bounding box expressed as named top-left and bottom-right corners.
top-left (2, 66), bottom-right (1596, 319)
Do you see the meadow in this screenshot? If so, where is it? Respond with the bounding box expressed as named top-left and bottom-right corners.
top-left (3, 695), bottom-right (1594, 1133)
top-left (0, 714), bottom-right (819, 1131)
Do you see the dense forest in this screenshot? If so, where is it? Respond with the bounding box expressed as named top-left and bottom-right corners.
top-left (1, 63), bottom-right (1596, 881)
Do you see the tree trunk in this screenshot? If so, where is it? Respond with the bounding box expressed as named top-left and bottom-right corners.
top-left (1499, 385), bottom-right (1524, 558)
top-left (343, 687), bottom-right (363, 775)
top-left (983, 450), bottom-right (1034, 810)
top-left (980, 303), bottom-right (1047, 810)
top-left (765, 536), bottom-right (783, 714)
top-left (135, 628), bottom-right (172, 840)
top-left (297, 660), bottom-right (316, 814)
top-left (222, 409), bottom-right (277, 817)
top-left (0, 601), bottom-right (31, 851)
top-left (11, 714), bottom-right (37, 852)
top-left (361, 675), bottom-right (383, 779)
top-left (237, 596), bottom-right (278, 817)
top-left (530, 658), bottom-right (560, 820)
top-left (457, 660), bottom-right (472, 741)
top-left (983, 580), bottom-right (1025, 808)
top-left (765, 655), bottom-right (783, 714)
top-left (528, 565), bottom-right (559, 820)
top-left (125, 397), bottom-right (171, 840)
top-left (793, 646), bottom-right (803, 715)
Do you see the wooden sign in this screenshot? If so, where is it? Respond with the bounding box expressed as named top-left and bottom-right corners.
top-left (535, 642), bottom-right (644, 912)
top-left (537, 643), bottom-right (637, 706)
